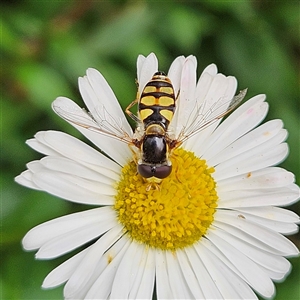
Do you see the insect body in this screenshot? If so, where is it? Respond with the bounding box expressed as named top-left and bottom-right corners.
top-left (126, 72), bottom-right (177, 182)
top-left (52, 69), bottom-right (247, 187)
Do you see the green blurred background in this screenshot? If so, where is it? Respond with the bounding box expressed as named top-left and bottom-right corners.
top-left (1, 1), bottom-right (299, 299)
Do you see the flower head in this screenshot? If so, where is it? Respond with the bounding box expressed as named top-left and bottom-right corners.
top-left (15, 53), bottom-right (300, 299)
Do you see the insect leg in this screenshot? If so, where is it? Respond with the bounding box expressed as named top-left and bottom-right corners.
top-left (127, 140), bottom-right (141, 164)
top-left (146, 182), bottom-right (160, 192)
top-left (125, 95), bottom-right (140, 123)
top-left (175, 89), bottom-right (180, 101)
top-left (169, 151), bottom-right (182, 183)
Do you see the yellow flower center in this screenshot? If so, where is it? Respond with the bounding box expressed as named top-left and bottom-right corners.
top-left (114, 148), bottom-right (218, 251)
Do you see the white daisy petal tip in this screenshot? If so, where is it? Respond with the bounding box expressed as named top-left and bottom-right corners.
top-left (86, 67), bottom-right (99, 76)
top-left (202, 63), bottom-right (218, 76)
top-left (14, 174), bottom-right (23, 184)
top-left (15, 172), bottom-right (30, 186)
top-left (52, 96), bottom-right (73, 110)
top-left (22, 233), bottom-right (37, 252)
top-left (137, 52), bottom-right (158, 92)
top-left (185, 54), bottom-right (197, 66)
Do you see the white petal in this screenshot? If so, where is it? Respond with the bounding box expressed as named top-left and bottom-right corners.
top-left (165, 250), bottom-right (193, 299)
top-left (131, 248), bottom-right (156, 299)
top-left (74, 124), bottom-right (132, 167)
top-left (26, 160), bottom-right (44, 173)
top-left (136, 54), bottom-right (146, 80)
top-left (22, 207), bottom-right (115, 250)
top-left (155, 250), bottom-right (173, 299)
top-left (43, 247), bottom-right (89, 288)
top-left (171, 55), bottom-right (197, 137)
top-left (201, 63), bottom-right (218, 76)
top-left (53, 94), bottom-right (132, 166)
top-left (110, 242), bottom-right (142, 299)
top-left (186, 74), bottom-right (238, 152)
top-left (239, 215), bottom-right (298, 235)
top-left (258, 265), bottom-right (290, 282)
top-left (214, 130), bottom-right (287, 178)
top-left (84, 68), bottom-right (132, 134)
top-left (185, 246), bottom-right (223, 299)
top-left (234, 212), bottom-right (298, 235)
top-left (36, 217), bottom-right (116, 259)
top-left (26, 137), bottom-right (59, 156)
top-left (84, 237), bottom-right (130, 299)
top-left (204, 99), bottom-right (269, 163)
top-left (34, 130), bottom-right (120, 176)
top-left (218, 184), bottom-right (300, 207)
top-left (181, 54), bottom-right (197, 99)
top-left (195, 240), bottom-right (258, 299)
top-left (167, 55), bottom-right (185, 95)
top-left (177, 249), bottom-right (204, 299)
top-left (14, 170), bottom-right (41, 190)
top-left (211, 224), bottom-right (291, 276)
top-left (192, 63), bottom-right (219, 121)
top-left (195, 63), bottom-right (220, 106)
top-left (214, 141), bottom-right (289, 180)
top-left (68, 234), bottom-right (129, 299)
top-left (237, 206), bottom-right (300, 223)
top-left (64, 224), bottom-right (123, 298)
top-left (137, 52), bottom-right (158, 93)
top-left (180, 70), bottom-right (215, 151)
top-left (32, 170), bottom-right (114, 205)
top-left (208, 119), bottom-right (285, 167)
top-left (205, 230), bottom-right (275, 298)
top-left (214, 217), bottom-right (296, 259)
top-left (217, 167), bottom-right (295, 191)
top-left (215, 210), bottom-right (299, 256)
top-left (28, 160), bottom-right (115, 195)
top-left (197, 93), bottom-right (265, 157)
top-left (57, 169), bottom-right (114, 195)
top-left (125, 245), bottom-right (149, 299)
top-left (39, 156), bottom-right (114, 185)
top-left (198, 74), bottom-right (237, 121)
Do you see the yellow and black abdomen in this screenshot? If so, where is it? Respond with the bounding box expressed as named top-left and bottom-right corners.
top-left (139, 72), bottom-right (176, 130)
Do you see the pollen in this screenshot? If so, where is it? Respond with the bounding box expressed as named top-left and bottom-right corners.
top-left (114, 148), bottom-right (218, 251)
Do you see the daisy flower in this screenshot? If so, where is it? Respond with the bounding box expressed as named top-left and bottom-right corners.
top-left (15, 53), bottom-right (300, 300)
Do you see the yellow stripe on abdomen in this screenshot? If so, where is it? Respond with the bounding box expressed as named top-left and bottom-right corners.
top-left (159, 96), bottom-right (174, 107)
top-left (159, 87), bottom-right (174, 94)
top-left (143, 86), bottom-right (157, 93)
top-left (160, 109), bottom-right (174, 122)
top-left (139, 108), bottom-right (154, 121)
top-left (140, 96), bottom-right (156, 106)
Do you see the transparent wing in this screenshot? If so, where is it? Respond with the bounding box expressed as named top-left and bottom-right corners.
top-left (174, 88), bottom-right (248, 146)
top-left (52, 97), bottom-right (133, 144)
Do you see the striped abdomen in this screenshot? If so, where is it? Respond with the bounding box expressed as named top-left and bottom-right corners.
top-left (138, 72), bottom-right (176, 130)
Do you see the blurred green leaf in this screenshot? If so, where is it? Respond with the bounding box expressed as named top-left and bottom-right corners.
top-left (1, 250), bottom-right (63, 299)
top-left (2, 176), bottom-right (70, 246)
top-left (14, 62), bottom-right (73, 109)
top-left (87, 3), bottom-right (154, 55)
top-left (0, 18), bottom-right (22, 56)
top-left (158, 4), bottom-right (215, 53)
top-left (48, 34), bottom-right (99, 80)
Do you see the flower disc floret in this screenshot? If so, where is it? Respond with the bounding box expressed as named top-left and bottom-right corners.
top-left (114, 148), bottom-right (218, 250)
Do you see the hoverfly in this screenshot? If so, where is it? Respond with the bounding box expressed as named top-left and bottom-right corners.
top-left (125, 71), bottom-right (177, 181)
top-left (52, 69), bottom-right (247, 188)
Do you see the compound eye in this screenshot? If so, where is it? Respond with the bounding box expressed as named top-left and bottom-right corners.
top-left (138, 164), bottom-right (154, 178)
top-left (155, 165), bottom-right (172, 179)
top-left (138, 164), bottom-right (172, 179)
